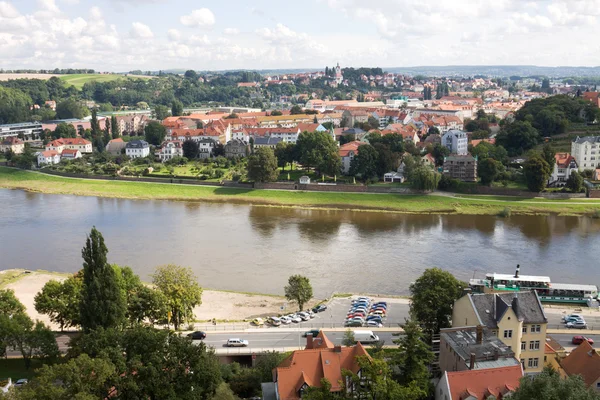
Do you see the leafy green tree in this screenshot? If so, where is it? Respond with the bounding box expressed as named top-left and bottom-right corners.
top-left (409, 268), bottom-right (465, 338)
top-left (478, 158), bottom-right (503, 186)
top-left (523, 156), bottom-right (551, 192)
top-left (13, 145), bottom-right (36, 169)
top-left (274, 142), bottom-right (293, 170)
top-left (247, 147), bottom-right (279, 182)
top-left (339, 133), bottom-right (356, 145)
top-left (0, 86), bottom-right (32, 124)
top-left (542, 143), bottom-right (556, 168)
top-left (409, 166), bottom-right (440, 191)
top-left (284, 275), bottom-right (313, 311)
top-left (254, 351), bottom-right (286, 382)
top-left (153, 104), bottom-right (170, 120)
top-left (228, 368), bottom-right (262, 398)
top-left (349, 144), bottom-right (379, 181)
top-left (342, 329), bottom-right (355, 346)
top-left (90, 108), bottom-right (101, 138)
top-left (290, 105), bottom-right (303, 114)
top-left (80, 227), bottom-right (126, 331)
top-left (270, 110), bottom-right (283, 116)
top-left (110, 115), bottom-right (119, 138)
top-left (496, 121), bottom-right (540, 156)
top-left (470, 142), bottom-right (509, 165)
top-left (368, 116), bottom-right (380, 130)
top-left (182, 139), bottom-right (200, 159)
top-left (56, 98), bottom-right (89, 119)
top-left (566, 170), bottom-right (584, 193)
top-left (212, 382), bottom-right (237, 400)
top-left (6, 316), bottom-right (60, 370)
top-left (392, 319), bottom-right (433, 393)
top-left (373, 143), bottom-right (400, 176)
top-left (34, 274), bottom-right (82, 331)
top-left (302, 378), bottom-right (337, 400)
top-left (296, 131), bottom-right (341, 175)
top-left (152, 264), bottom-right (203, 330)
top-left (470, 129), bottom-right (490, 139)
top-left (52, 123), bottom-right (77, 139)
top-left (127, 285), bottom-right (168, 325)
top-left (431, 143), bottom-right (450, 166)
top-left (171, 99), bottom-right (184, 116)
top-left (144, 121), bottom-right (167, 146)
top-left (511, 367), bottom-right (600, 400)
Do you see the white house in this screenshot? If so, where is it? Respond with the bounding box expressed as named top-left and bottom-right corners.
top-left (198, 138), bottom-right (216, 159)
top-left (37, 150), bottom-right (61, 165)
top-left (157, 141), bottom-right (183, 162)
top-left (46, 138), bottom-right (93, 154)
top-left (60, 149), bottom-right (82, 160)
top-left (299, 176), bottom-right (311, 184)
top-left (571, 136), bottom-right (600, 171)
top-left (549, 153), bottom-right (578, 186)
top-left (441, 129), bottom-right (468, 155)
top-left (339, 140), bottom-right (361, 174)
top-left (126, 140), bottom-right (150, 159)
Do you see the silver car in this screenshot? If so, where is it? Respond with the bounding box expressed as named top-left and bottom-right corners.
top-left (567, 321), bottom-right (587, 329)
top-left (226, 338), bottom-right (249, 347)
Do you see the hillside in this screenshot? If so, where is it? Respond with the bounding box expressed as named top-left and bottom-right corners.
top-left (59, 74), bottom-right (153, 89)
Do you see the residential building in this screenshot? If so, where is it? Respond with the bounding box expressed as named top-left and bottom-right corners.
top-left (316, 112), bottom-right (343, 127)
top-left (105, 138), bottom-right (127, 155)
top-left (157, 141), bottom-right (183, 162)
top-left (265, 331), bottom-right (370, 400)
top-left (0, 122), bottom-right (43, 140)
top-left (443, 155), bottom-right (478, 182)
top-left (342, 109), bottom-right (370, 127)
top-left (561, 340), bottom-right (600, 390)
top-left (422, 153), bottom-right (435, 168)
top-left (0, 137), bottom-right (25, 154)
top-left (583, 92), bottom-right (600, 108)
top-left (46, 138), bottom-right (93, 154)
top-left (436, 365), bottom-right (523, 400)
top-left (571, 136), bottom-right (600, 171)
top-left (246, 128), bottom-right (301, 144)
top-left (225, 139), bottom-right (249, 158)
top-left (116, 114), bottom-right (148, 135)
top-left (339, 141), bottom-right (362, 174)
top-left (441, 130), bottom-right (468, 155)
top-left (305, 99), bottom-right (358, 112)
top-left (256, 114), bottom-right (314, 128)
top-left (60, 149), bottom-right (81, 160)
top-left (452, 291), bottom-right (548, 374)
top-left (198, 138), bottom-right (216, 159)
top-left (439, 326), bottom-right (519, 373)
top-left (549, 153), bottom-right (578, 186)
top-left (125, 140), bottom-right (150, 159)
top-left (253, 137), bottom-right (282, 149)
top-left (543, 338), bottom-right (567, 377)
top-left (37, 150), bottom-right (60, 165)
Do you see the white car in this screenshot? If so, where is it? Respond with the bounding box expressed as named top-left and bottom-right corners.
top-left (298, 312), bottom-right (310, 321)
top-left (563, 313), bottom-right (583, 321)
top-left (226, 338), bottom-right (249, 347)
top-left (307, 310), bottom-right (316, 318)
top-left (280, 316), bottom-right (291, 324)
top-left (366, 320), bottom-right (383, 328)
top-left (288, 314), bottom-right (302, 323)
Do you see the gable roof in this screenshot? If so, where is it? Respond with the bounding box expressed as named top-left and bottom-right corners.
top-left (554, 152), bottom-right (577, 168)
top-left (40, 150), bottom-right (59, 157)
top-left (339, 141), bottom-right (362, 157)
top-left (61, 149), bottom-right (80, 156)
top-left (446, 365), bottom-right (523, 400)
top-left (561, 341), bottom-right (600, 387)
top-left (468, 292), bottom-right (547, 329)
top-left (126, 140), bottom-right (149, 149)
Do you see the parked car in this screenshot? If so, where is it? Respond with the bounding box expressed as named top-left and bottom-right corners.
top-left (350, 307), bottom-right (368, 313)
top-left (567, 321), bottom-right (588, 329)
top-left (252, 318), bottom-right (264, 326)
top-left (370, 306), bottom-right (387, 313)
top-left (345, 320), bottom-right (363, 327)
top-left (312, 304), bottom-right (327, 313)
top-left (366, 321), bottom-right (383, 328)
top-left (226, 338), bottom-right (249, 347)
top-left (563, 314), bottom-right (583, 321)
top-left (303, 329), bottom-right (321, 338)
top-left (369, 310), bottom-right (386, 317)
top-left (356, 297), bottom-right (371, 302)
top-left (288, 314), bottom-right (302, 323)
top-left (366, 315), bottom-right (383, 322)
top-left (564, 315), bottom-right (585, 324)
top-left (572, 336), bottom-right (594, 345)
top-left (187, 331), bottom-right (207, 340)
top-left (298, 312), bottom-right (311, 321)
top-left (13, 379), bottom-right (28, 387)
top-left (307, 310), bottom-right (316, 318)
top-left (268, 317), bottom-right (281, 326)
top-left (280, 316), bottom-right (291, 324)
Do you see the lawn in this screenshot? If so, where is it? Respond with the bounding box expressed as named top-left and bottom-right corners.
top-left (60, 74), bottom-right (152, 89)
top-left (0, 359), bottom-right (43, 381)
top-left (3, 167), bottom-right (600, 215)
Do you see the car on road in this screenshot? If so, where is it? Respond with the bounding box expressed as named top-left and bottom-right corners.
top-left (13, 379), bottom-right (28, 387)
top-left (572, 336), bottom-right (594, 345)
top-left (563, 314), bottom-right (583, 321)
top-left (226, 338), bottom-right (249, 347)
top-left (563, 315), bottom-right (585, 324)
top-left (312, 304), bottom-right (327, 313)
top-left (280, 316), bottom-right (291, 324)
top-left (288, 314), bottom-right (302, 323)
top-left (298, 312), bottom-right (311, 321)
top-left (268, 317), bottom-right (281, 326)
top-left (303, 329), bottom-right (321, 337)
top-left (252, 318), bottom-right (264, 326)
top-left (345, 320), bottom-right (363, 327)
top-left (187, 331), bottom-right (207, 340)
top-left (567, 321), bottom-right (588, 329)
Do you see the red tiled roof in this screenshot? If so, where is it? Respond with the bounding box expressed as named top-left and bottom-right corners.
top-left (471, 138), bottom-right (496, 147)
top-left (47, 138), bottom-right (91, 146)
top-left (339, 140), bottom-right (362, 157)
top-left (108, 138), bottom-right (124, 144)
top-left (561, 340), bottom-right (600, 387)
top-left (40, 150), bottom-right (58, 157)
top-left (61, 149), bottom-right (79, 155)
top-left (297, 123), bottom-right (321, 133)
top-left (555, 152), bottom-right (576, 168)
top-left (446, 365), bottom-right (523, 400)
top-left (1, 137), bottom-right (23, 145)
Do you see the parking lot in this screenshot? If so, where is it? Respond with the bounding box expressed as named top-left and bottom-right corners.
top-left (326, 296), bottom-right (411, 328)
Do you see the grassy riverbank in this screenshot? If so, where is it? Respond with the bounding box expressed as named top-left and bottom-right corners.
top-left (2, 167), bottom-right (600, 215)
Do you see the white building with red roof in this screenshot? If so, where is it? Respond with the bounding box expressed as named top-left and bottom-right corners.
top-left (339, 140), bottom-right (362, 174)
top-left (46, 138), bottom-right (93, 154)
top-left (37, 150), bottom-right (61, 166)
top-left (436, 365), bottom-right (523, 400)
top-left (549, 152), bottom-right (578, 186)
top-left (60, 149), bottom-right (82, 160)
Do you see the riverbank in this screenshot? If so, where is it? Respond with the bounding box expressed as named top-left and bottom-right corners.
top-left (0, 269), bottom-right (319, 330)
top-left (2, 167), bottom-right (600, 215)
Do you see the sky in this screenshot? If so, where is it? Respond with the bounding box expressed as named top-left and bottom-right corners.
top-left (0, 0), bottom-right (599, 71)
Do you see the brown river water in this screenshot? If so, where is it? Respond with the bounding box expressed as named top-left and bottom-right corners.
top-left (1, 189), bottom-right (600, 297)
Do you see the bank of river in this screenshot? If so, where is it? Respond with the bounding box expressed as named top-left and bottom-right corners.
top-left (2, 167), bottom-right (600, 216)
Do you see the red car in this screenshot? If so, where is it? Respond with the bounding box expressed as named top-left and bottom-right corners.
top-left (572, 336), bottom-right (594, 345)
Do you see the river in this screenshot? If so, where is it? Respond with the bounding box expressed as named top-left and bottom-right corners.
top-left (1, 188), bottom-right (600, 297)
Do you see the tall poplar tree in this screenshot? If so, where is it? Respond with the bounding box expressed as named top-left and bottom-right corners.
top-left (80, 227), bottom-right (125, 331)
top-left (111, 115), bottom-right (119, 139)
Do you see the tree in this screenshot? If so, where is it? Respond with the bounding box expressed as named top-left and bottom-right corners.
top-left (127, 285), bottom-right (168, 325)
top-left (270, 110), bottom-right (283, 116)
top-left (184, 70), bottom-right (198, 81)
top-left (478, 158), bottom-right (503, 186)
top-left (110, 115), bottom-right (119, 138)
top-left (254, 351), bottom-right (286, 382)
top-left (495, 121), bottom-right (540, 156)
top-left (470, 142), bottom-right (509, 165)
top-left (52, 123), bottom-right (77, 139)
top-left (247, 147), bottom-right (279, 182)
top-left (0, 86), bottom-right (32, 124)
top-left (212, 142), bottom-right (225, 157)
top-left (542, 143), bottom-right (556, 168)
top-left (296, 131), bottom-right (341, 175)
top-left (56, 99), bottom-right (89, 119)
top-left (511, 367), bottom-right (600, 400)
top-left (12, 145), bottom-right (36, 169)
top-left (566, 170), bottom-right (584, 193)
top-left (152, 265), bottom-right (203, 330)
top-left (431, 143), bottom-right (450, 166)
top-left (34, 274), bottom-right (82, 331)
top-left (144, 121), bottom-right (167, 146)
top-left (409, 268), bottom-right (465, 338)
top-left (349, 144), bottom-right (379, 181)
top-left (274, 142), bottom-right (293, 170)
top-left (392, 319), bottom-right (434, 393)
top-left (90, 108), bottom-right (101, 138)
top-left (171, 99), bottom-right (184, 117)
top-left (339, 134), bottom-right (356, 145)
top-left (409, 166), bottom-right (440, 191)
top-left (523, 156), bottom-right (551, 192)
top-left (4, 316), bottom-right (60, 370)
top-left (284, 275), bottom-right (313, 311)
top-left (290, 105), bottom-right (303, 114)
top-left (153, 104), bottom-right (170, 120)
top-left (228, 367), bottom-right (262, 398)
top-left (342, 329), bottom-right (355, 346)
top-left (182, 139), bottom-right (200, 159)
top-left (80, 227), bottom-right (126, 331)
top-left (303, 378), bottom-right (337, 400)
top-left (103, 115), bottom-right (111, 143)
top-left (368, 116), bottom-right (380, 130)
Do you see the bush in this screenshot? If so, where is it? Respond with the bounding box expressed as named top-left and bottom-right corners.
top-left (498, 208), bottom-right (511, 218)
top-left (213, 169), bottom-right (225, 179)
top-left (232, 174), bottom-right (241, 182)
top-left (438, 175), bottom-right (461, 191)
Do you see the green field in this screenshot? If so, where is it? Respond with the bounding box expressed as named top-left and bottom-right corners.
top-left (2, 167), bottom-right (600, 215)
top-left (59, 74), bottom-right (152, 89)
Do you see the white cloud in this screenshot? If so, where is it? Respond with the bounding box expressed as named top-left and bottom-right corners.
top-left (167, 28), bottom-right (180, 41)
top-left (188, 34), bottom-right (210, 45)
top-left (37, 0), bottom-right (60, 14)
top-left (180, 8), bottom-right (215, 27)
top-left (130, 22), bottom-right (153, 38)
top-left (59, 0), bottom-right (80, 4)
top-left (223, 28), bottom-right (239, 35)
top-left (0, 1), bottom-right (19, 18)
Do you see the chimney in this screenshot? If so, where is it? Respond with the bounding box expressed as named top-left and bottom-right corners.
top-left (306, 334), bottom-right (314, 349)
top-left (469, 353), bottom-right (476, 370)
top-left (514, 264), bottom-right (520, 278)
top-left (476, 325), bottom-right (483, 344)
top-left (333, 345), bottom-right (342, 353)
top-left (494, 349), bottom-right (499, 361)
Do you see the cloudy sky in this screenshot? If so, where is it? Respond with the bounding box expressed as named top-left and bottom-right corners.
top-left (0, 0), bottom-right (598, 71)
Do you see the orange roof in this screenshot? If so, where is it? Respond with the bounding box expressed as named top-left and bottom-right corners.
top-left (108, 138), bottom-right (124, 144)
top-left (544, 342), bottom-right (556, 354)
top-left (47, 138), bottom-right (91, 146)
top-left (561, 340), bottom-right (600, 387)
top-left (339, 141), bottom-right (362, 157)
top-left (471, 138), bottom-right (496, 147)
top-left (555, 152), bottom-right (576, 168)
top-left (297, 123), bottom-right (321, 133)
top-left (275, 333), bottom-right (369, 400)
top-left (61, 149), bottom-right (79, 155)
top-left (40, 150), bottom-right (58, 157)
top-left (1, 136), bottom-right (23, 145)
top-left (446, 365), bottom-right (523, 400)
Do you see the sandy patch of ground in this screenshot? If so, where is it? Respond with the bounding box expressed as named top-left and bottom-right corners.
top-left (0, 73), bottom-right (60, 81)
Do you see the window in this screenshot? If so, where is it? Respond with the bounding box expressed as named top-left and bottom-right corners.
top-left (503, 330), bottom-right (513, 339)
top-left (521, 342), bottom-right (526, 351)
top-left (527, 358), bottom-right (539, 368)
top-left (522, 326), bottom-right (527, 333)
top-left (530, 341), bottom-right (540, 351)
top-left (532, 325), bottom-right (541, 333)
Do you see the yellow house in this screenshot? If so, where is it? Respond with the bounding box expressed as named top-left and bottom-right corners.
top-left (452, 291), bottom-right (547, 374)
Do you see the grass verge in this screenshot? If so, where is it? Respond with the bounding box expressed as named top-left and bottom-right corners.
top-left (3, 167), bottom-right (600, 215)
top-left (0, 359), bottom-right (44, 381)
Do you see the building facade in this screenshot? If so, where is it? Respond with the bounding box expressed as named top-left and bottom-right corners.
top-left (0, 137), bottom-right (25, 154)
top-left (46, 138), bottom-right (93, 154)
top-left (37, 150), bottom-right (61, 165)
top-left (441, 129), bottom-right (468, 155)
top-left (157, 141), bottom-right (183, 162)
top-left (549, 153), bottom-right (578, 186)
top-left (571, 136), bottom-right (600, 171)
top-left (0, 122), bottom-right (43, 140)
top-left (443, 155), bottom-right (478, 182)
top-left (125, 140), bottom-right (150, 158)
top-left (225, 139), bottom-right (248, 158)
top-left (339, 141), bottom-right (361, 174)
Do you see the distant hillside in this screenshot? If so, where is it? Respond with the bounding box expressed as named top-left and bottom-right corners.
top-left (60, 74), bottom-right (153, 89)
